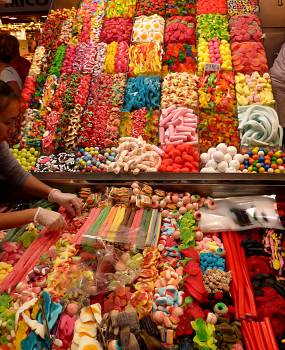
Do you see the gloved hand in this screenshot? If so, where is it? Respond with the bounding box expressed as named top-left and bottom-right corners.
top-left (48, 189), bottom-right (82, 217)
top-left (34, 207), bottom-right (66, 231)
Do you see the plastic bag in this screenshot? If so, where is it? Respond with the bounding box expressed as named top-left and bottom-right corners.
top-left (199, 195), bottom-right (284, 232)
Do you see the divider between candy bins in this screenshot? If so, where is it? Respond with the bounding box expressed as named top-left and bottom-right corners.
top-left (1, 0), bottom-right (285, 349)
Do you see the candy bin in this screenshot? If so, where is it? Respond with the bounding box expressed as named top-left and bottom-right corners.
top-left (105, 0), bottom-right (136, 18)
top-left (132, 15), bottom-right (165, 44)
top-left (10, 145), bottom-right (39, 172)
top-left (100, 18), bottom-right (133, 44)
top-left (162, 44), bottom-right (197, 75)
top-left (166, 0), bottom-right (196, 17)
top-left (199, 113), bottom-right (240, 153)
top-left (240, 147), bottom-right (285, 173)
top-left (159, 143), bottom-right (199, 172)
top-left (123, 76), bottom-right (161, 111)
top-left (74, 147), bottom-right (117, 173)
top-left (104, 41), bottom-right (129, 73)
top-left (161, 72), bottom-right (198, 110)
top-left (227, 0), bottom-right (258, 16)
top-left (128, 42), bottom-right (163, 76)
top-left (229, 15), bottom-right (263, 42)
top-left (164, 16), bottom-right (196, 45)
top-left (197, 38), bottom-right (232, 75)
top-left (135, 0), bottom-right (166, 16)
top-left (197, 0), bottom-right (227, 15)
top-left (198, 72), bottom-right (236, 114)
top-left (197, 14), bottom-right (230, 41)
top-left (231, 42), bottom-right (269, 74)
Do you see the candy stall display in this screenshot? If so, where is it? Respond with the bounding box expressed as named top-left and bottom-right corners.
top-left (16, 0), bottom-right (284, 176)
top-left (0, 182), bottom-right (284, 349)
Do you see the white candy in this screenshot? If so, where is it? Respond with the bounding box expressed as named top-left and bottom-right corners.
top-left (224, 153), bottom-right (232, 163)
top-left (226, 167), bottom-right (237, 173)
top-left (229, 159), bottom-right (241, 170)
top-left (216, 143), bottom-right (228, 154)
top-left (206, 160), bottom-right (218, 169)
top-left (217, 161), bottom-right (228, 172)
top-left (212, 151), bottom-right (224, 163)
top-left (227, 146), bottom-right (237, 157)
top-left (243, 169), bottom-right (248, 173)
top-left (200, 153), bottom-right (209, 164)
top-left (201, 167), bottom-right (217, 173)
top-left (233, 154), bottom-right (244, 163)
top-left (208, 147), bottom-right (216, 156)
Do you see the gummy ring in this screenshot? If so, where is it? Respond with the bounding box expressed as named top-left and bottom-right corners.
top-left (214, 302), bottom-right (228, 316)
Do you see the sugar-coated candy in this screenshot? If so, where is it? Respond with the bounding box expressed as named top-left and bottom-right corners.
top-left (128, 42), bottom-right (162, 76)
top-left (29, 46), bottom-right (45, 78)
top-left (200, 144), bottom-right (243, 173)
top-left (197, 0), bottom-right (227, 14)
top-left (227, 0), bottom-right (258, 16)
top-left (49, 44), bottom-right (67, 77)
top-left (74, 147), bottom-right (117, 173)
top-left (197, 14), bottom-right (230, 41)
top-left (161, 72), bottom-right (198, 110)
top-left (231, 42), bottom-right (269, 74)
top-left (135, 0), bottom-right (166, 16)
top-left (10, 145), bottom-right (39, 172)
top-left (119, 108), bottom-right (159, 144)
top-left (132, 15), bottom-right (165, 43)
top-left (199, 113), bottom-right (240, 153)
top-left (230, 15), bottom-right (263, 42)
top-left (105, 0), bottom-right (136, 18)
top-left (240, 147), bottom-right (285, 173)
top-left (20, 108), bottom-right (45, 149)
top-left (198, 72), bottom-right (236, 114)
top-left (163, 44), bottom-right (197, 75)
top-left (235, 72), bottom-right (275, 106)
top-left (61, 45), bottom-right (76, 74)
top-left (104, 137), bottom-right (163, 174)
top-left (239, 105), bottom-right (283, 148)
top-left (123, 76), bottom-right (161, 112)
top-left (104, 41), bottom-right (129, 73)
top-left (159, 106), bottom-right (198, 146)
top-left (198, 38), bottom-right (232, 75)
top-left (100, 18), bottom-right (133, 43)
top-left (21, 76), bottom-right (36, 111)
top-left (166, 0), bottom-right (196, 17)
top-left (164, 16), bottom-right (196, 45)
top-left (159, 143), bottom-right (199, 173)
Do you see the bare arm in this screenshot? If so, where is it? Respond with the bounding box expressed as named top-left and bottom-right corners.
top-left (21, 175), bottom-right (53, 199)
top-left (0, 209), bottom-right (37, 230)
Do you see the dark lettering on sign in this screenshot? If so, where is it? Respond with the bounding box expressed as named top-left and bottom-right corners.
top-left (4, 0), bottom-right (49, 8)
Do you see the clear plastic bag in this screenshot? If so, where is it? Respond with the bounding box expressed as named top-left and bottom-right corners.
top-left (199, 195), bottom-right (284, 232)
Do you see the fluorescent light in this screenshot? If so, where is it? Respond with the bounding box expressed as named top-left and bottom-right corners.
top-left (9, 17), bottom-right (17, 20)
top-left (41, 15), bottom-right (47, 18)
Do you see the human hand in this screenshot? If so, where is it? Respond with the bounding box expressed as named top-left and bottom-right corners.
top-left (48, 189), bottom-right (82, 217)
top-left (33, 207), bottom-right (66, 231)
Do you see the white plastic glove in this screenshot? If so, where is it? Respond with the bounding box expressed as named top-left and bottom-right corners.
top-left (34, 207), bottom-right (66, 231)
top-left (48, 189), bottom-right (82, 217)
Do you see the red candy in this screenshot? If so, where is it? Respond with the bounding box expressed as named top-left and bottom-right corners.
top-left (230, 15), bottom-right (263, 42)
top-left (231, 42), bottom-right (269, 74)
top-left (197, 0), bottom-right (227, 14)
top-left (100, 18), bottom-right (133, 44)
top-left (159, 144), bottom-right (199, 173)
top-left (164, 16), bottom-right (196, 45)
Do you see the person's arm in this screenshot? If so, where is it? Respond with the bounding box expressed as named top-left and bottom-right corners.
top-left (0, 207), bottom-right (66, 231)
top-left (21, 175), bottom-right (53, 199)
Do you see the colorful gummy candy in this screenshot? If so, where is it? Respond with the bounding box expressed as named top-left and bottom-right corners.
top-left (104, 41), bottom-right (129, 73)
top-left (240, 147), bottom-right (285, 174)
top-left (163, 44), bottom-right (197, 75)
top-left (197, 0), bottom-right (227, 15)
top-left (122, 76), bottom-right (161, 111)
top-left (164, 16), bottom-right (196, 45)
top-left (135, 0), bottom-right (166, 16)
top-left (235, 72), bottom-right (275, 106)
top-left (230, 15), bottom-right (263, 43)
top-left (197, 38), bottom-right (232, 75)
top-left (161, 72), bottom-right (198, 110)
top-left (199, 113), bottom-right (240, 152)
top-left (105, 0), bottom-right (136, 18)
top-left (166, 0), bottom-right (196, 17)
top-left (159, 143), bottom-right (199, 173)
top-left (132, 15), bottom-right (165, 43)
top-left (198, 72), bottom-right (236, 114)
top-left (48, 44), bottom-right (67, 77)
top-left (119, 108), bottom-right (159, 144)
top-left (20, 109), bottom-right (45, 149)
top-left (227, 0), bottom-right (258, 16)
top-left (100, 17), bottom-right (133, 43)
top-left (231, 42), bottom-right (269, 74)
top-left (128, 42), bottom-right (162, 76)
top-left (61, 45), bottom-right (76, 74)
top-left (197, 14), bottom-right (230, 41)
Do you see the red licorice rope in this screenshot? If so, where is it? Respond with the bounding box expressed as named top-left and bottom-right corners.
top-left (72, 208), bottom-right (101, 245)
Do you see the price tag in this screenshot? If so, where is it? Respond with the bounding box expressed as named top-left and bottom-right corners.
top-left (204, 63), bottom-right (220, 73)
